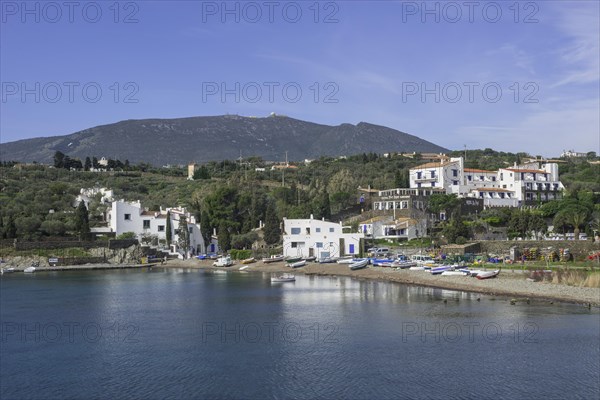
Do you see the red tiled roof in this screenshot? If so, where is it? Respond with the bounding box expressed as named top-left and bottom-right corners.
top-left (464, 168), bottom-right (496, 174)
top-left (505, 168), bottom-right (547, 174)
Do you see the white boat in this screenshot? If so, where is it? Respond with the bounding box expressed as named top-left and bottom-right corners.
top-left (441, 270), bottom-right (468, 276)
top-left (271, 274), bottom-right (296, 282)
top-left (318, 257), bottom-right (336, 264)
top-left (241, 257), bottom-right (256, 264)
top-left (263, 255), bottom-right (284, 263)
top-left (430, 265), bottom-right (452, 275)
top-left (24, 266), bottom-right (36, 273)
top-left (411, 254), bottom-right (435, 265)
top-left (350, 259), bottom-right (369, 270)
top-left (336, 257), bottom-right (355, 264)
top-left (477, 270), bottom-right (500, 280)
top-left (289, 260), bottom-right (306, 268)
top-left (392, 260), bottom-right (417, 269)
top-left (213, 256), bottom-right (233, 267)
top-left (409, 266), bottom-right (427, 271)
top-left (239, 265), bottom-right (250, 270)
top-left (1, 267), bottom-right (16, 274)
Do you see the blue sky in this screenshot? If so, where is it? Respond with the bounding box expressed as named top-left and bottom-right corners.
top-left (1, 0), bottom-right (598, 156)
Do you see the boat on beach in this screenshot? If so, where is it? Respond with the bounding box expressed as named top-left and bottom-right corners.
top-left (239, 265), bottom-right (250, 270)
top-left (241, 257), bottom-right (256, 264)
top-left (441, 270), bottom-right (469, 276)
top-left (303, 256), bottom-right (316, 262)
top-left (476, 269), bottom-right (500, 280)
top-left (285, 256), bottom-right (303, 264)
top-left (289, 260), bottom-right (306, 268)
top-left (263, 255), bottom-right (284, 263)
top-left (350, 259), bottom-right (369, 270)
top-left (392, 260), bottom-right (417, 269)
top-left (430, 265), bottom-right (452, 275)
top-left (271, 274), bottom-right (296, 282)
top-left (318, 257), bottom-right (336, 264)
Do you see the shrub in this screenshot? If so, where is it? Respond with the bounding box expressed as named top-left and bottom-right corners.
top-left (116, 232), bottom-right (136, 239)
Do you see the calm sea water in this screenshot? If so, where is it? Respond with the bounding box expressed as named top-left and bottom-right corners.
top-left (1, 269), bottom-right (599, 400)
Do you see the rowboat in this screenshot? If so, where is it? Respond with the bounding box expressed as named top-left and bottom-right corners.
top-left (303, 256), bottom-right (316, 262)
top-left (239, 265), bottom-right (250, 270)
top-left (441, 270), bottom-right (468, 276)
top-left (336, 257), bottom-right (355, 264)
top-left (241, 257), bottom-right (256, 264)
top-left (318, 257), bottom-right (336, 264)
top-left (0, 267), bottom-right (16, 274)
top-left (430, 265), bottom-right (452, 275)
top-left (24, 266), bottom-right (36, 273)
top-left (350, 259), bottom-right (369, 270)
top-left (289, 260), bottom-right (306, 268)
top-left (271, 274), bottom-right (296, 283)
top-left (263, 255), bottom-right (284, 263)
top-left (409, 266), bottom-right (427, 271)
top-left (477, 270), bottom-right (500, 280)
top-left (392, 260), bottom-right (417, 269)
top-left (285, 256), bottom-right (303, 264)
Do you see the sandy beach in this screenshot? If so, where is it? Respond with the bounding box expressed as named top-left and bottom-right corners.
top-left (163, 258), bottom-right (600, 307)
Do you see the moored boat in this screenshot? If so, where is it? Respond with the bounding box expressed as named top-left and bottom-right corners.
top-left (476, 269), bottom-right (500, 280)
top-left (271, 274), bottom-right (296, 282)
top-left (285, 256), bottom-right (303, 264)
top-left (350, 259), bottom-right (369, 270)
top-left (241, 257), bottom-right (256, 264)
top-left (392, 260), bottom-right (417, 269)
top-left (289, 260), bottom-right (306, 268)
top-left (430, 265), bottom-right (452, 275)
top-left (24, 266), bottom-right (36, 273)
top-left (441, 270), bottom-right (468, 276)
top-left (318, 257), bottom-right (336, 264)
top-left (1, 267), bottom-right (16, 274)
top-left (263, 255), bottom-right (284, 263)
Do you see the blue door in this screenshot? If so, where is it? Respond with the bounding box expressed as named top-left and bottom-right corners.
top-left (349, 244), bottom-right (355, 254)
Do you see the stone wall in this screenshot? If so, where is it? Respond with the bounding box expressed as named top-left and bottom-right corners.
top-left (479, 240), bottom-right (600, 260)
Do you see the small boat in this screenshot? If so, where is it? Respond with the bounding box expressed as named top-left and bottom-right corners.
top-left (430, 265), bottom-right (452, 275)
top-left (285, 256), bottom-right (303, 264)
top-left (289, 260), bottom-right (306, 268)
top-left (477, 270), bottom-right (500, 280)
top-left (372, 258), bottom-right (394, 266)
top-left (392, 260), bottom-right (417, 269)
top-left (213, 256), bottom-right (233, 267)
top-left (441, 270), bottom-right (468, 276)
top-left (336, 256), bottom-right (354, 264)
top-left (271, 274), bottom-right (296, 283)
top-left (263, 255), bottom-right (284, 263)
top-left (350, 259), bottom-right (369, 270)
top-left (459, 268), bottom-right (483, 277)
top-left (318, 257), bottom-right (336, 264)
top-left (241, 257), bottom-right (256, 264)
top-left (24, 266), bottom-right (36, 273)
top-left (409, 266), bottom-right (427, 271)
top-left (239, 265), bottom-right (250, 270)
top-left (303, 256), bottom-right (316, 262)
top-left (1, 267), bottom-right (16, 274)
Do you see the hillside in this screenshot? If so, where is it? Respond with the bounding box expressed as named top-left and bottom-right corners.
top-left (0, 115), bottom-right (448, 165)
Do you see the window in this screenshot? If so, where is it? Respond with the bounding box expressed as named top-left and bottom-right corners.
top-left (452, 169), bottom-right (458, 177)
top-left (417, 172), bottom-right (422, 179)
top-left (143, 220), bottom-right (150, 229)
top-left (467, 175), bottom-right (472, 181)
top-left (158, 225), bottom-right (165, 232)
top-left (430, 171), bottom-right (435, 178)
top-left (124, 214), bottom-right (131, 221)
top-left (315, 227), bottom-right (321, 232)
top-left (291, 228), bottom-right (301, 235)
top-left (480, 176), bottom-right (484, 181)
top-left (291, 242), bottom-right (298, 248)
top-left (431, 182), bottom-right (435, 187)
top-left (453, 180), bottom-right (459, 185)
top-left (329, 227), bottom-right (335, 233)
top-left (316, 242), bottom-right (323, 248)
top-left (306, 227), bottom-right (310, 234)
top-left (189, 227), bottom-right (193, 233)
top-left (492, 177), bottom-right (496, 181)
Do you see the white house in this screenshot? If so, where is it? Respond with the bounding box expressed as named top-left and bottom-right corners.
top-left (359, 216), bottom-right (424, 241)
top-left (109, 200), bottom-right (205, 257)
top-left (282, 216), bottom-right (363, 259)
top-left (73, 187), bottom-right (114, 209)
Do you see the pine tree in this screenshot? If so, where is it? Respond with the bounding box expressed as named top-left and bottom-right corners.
top-left (54, 151), bottom-right (65, 168)
top-left (263, 202), bottom-right (280, 245)
top-left (178, 215), bottom-right (190, 257)
top-left (4, 215), bottom-right (17, 239)
top-left (218, 222), bottom-right (231, 252)
top-left (200, 211), bottom-right (212, 245)
top-left (84, 157), bottom-right (92, 171)
top-left (166, 211), bottom-right (172, 244)
top-left (74, 200), bottom-right (90, 240)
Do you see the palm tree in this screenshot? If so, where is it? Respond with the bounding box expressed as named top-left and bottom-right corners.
top-left (562, 206), bottom-right (590, 240)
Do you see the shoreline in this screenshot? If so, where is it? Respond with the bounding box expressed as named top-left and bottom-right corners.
top-left (163, 259), bottom-right (600, 307)
top-left (3, 259), bottom-right (598, 307)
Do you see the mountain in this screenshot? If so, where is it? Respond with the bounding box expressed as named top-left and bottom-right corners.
top-left (0, 115), bottom-right (448, 165)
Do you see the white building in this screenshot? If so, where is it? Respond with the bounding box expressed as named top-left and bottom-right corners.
top-left (73, 187), bottom-right (114, 209)
top-left (109, 200), bottom-right (205, 257)
top-left (359, 216), bottom-right (425, 241)
top-left (561, 150), bottom-right (587, 158)
top-left (409, 157), bottom-right (565, 207)
top-left (282, 216), bottom-right (363, 259)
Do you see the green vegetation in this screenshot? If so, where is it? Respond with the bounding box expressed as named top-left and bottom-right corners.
top-left (0, 149), bottom-right (598, 245)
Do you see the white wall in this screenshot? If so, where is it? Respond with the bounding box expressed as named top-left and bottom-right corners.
top-left (283, 218), bottom-right (362, 258)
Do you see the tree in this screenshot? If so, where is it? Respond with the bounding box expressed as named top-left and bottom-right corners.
top-left (92, 156), bottom-right (99, 169)
top-left (218, 222), bottom-right (231, 252)
top-left (556, 205), bottom-right (590, 240)
top-left (313, 190), bottom-right (331, 220)
top-left (84, 157), bottom-right (92, 171)
top-left (74, 200), bottom-right (90, 240)
top-left (53, 151), bottom-right (65, 168)
top-left (193, 165), bottom-right (211, 180)
top-left (4, 215), bottom-right (17, 239)
top-left (178, 214), bottom-right (190, 257)
top-left (200, 210), bottom-right (212, 245)
top-left (263, 202), bottom-right (280, 245)
top-left (40, 220), bottom-right (66, 236)
top-left (166, 211), bottom-right (172, 244)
